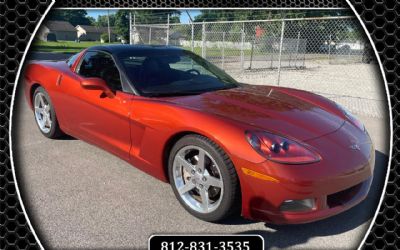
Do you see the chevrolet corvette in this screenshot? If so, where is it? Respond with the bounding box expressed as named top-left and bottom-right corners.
top-left (23, 45), bottom-right (374, 224)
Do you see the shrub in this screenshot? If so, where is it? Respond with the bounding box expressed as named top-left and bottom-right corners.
top-left (100, 33), bottom-right (109, 42)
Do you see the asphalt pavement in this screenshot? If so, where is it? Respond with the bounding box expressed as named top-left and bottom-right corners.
top-left (12, 83), bottom-right (390, 249)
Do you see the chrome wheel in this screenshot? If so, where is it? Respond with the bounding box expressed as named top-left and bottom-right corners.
top-left (34, 92), bottom-right (52, 134)
top-left (173, 146), bottom-right (224, 213)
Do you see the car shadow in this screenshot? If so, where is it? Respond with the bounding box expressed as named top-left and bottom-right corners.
top-left (54, 134), bottom-right (77, 140)
top-left (219, 216), bottom-right (256, 225)
top-left (226, 150), bottom-right (388, 249)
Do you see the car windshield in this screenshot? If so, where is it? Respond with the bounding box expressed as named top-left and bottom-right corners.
top-left (116, 49), bottom-right (239, 97)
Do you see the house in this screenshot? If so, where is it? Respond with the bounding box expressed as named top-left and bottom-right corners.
top-left (76, 25), bottom-right (118, 42)
top-left (169, 31), bottom-right (188, 46)
top-left (37, 20), bottom-right (77, 41)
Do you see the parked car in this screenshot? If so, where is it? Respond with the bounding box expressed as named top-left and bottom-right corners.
top-left (319, 44), bottom-right (334, 53)
top-left (23, 45), bottom-right (374, 224)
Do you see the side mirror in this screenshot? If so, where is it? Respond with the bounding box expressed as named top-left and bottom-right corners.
top-left (80, 77), bottom-right (114, 98)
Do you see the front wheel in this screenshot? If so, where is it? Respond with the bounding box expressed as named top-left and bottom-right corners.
top-left (33, 87), bottom-right (64, 138)
top-left (168, 135), bottom-right (241, 222)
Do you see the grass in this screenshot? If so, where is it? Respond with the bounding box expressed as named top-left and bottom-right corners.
top-left (31, 40), bottom-right (120, 53)
top-left (32, 40), bottom-right (256, 56)
top-left (183, 46), bottom-right (255, 57)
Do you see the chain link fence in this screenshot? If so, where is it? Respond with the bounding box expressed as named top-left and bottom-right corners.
top-left (130, 16), bottom-right (384, 118)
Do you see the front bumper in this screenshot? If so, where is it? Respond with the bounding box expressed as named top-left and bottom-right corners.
top-left (248, 175), bottom-right (373, 224)
top-left (235, 123), bottom-right (375, 224)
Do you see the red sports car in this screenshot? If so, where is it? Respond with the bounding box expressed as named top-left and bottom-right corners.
top-left (23, 45), bottom-right (374, 224)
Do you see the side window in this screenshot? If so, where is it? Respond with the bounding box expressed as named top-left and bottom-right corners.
top-left (66, 53), bottom-right (80, 68)
top-left (77, 51), bottom-right (123, 91)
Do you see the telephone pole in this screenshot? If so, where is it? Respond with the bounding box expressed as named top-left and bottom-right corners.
top-left (107, 9), bottom-right (111, 43)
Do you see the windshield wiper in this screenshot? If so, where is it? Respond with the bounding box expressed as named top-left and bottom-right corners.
top-left (144, 83), bottom-right (238, 97)
top-left (145, 90), bottom-right (205, 97)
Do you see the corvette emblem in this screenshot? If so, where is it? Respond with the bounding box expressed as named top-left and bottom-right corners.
top-left (350, 144), bottom-right (361, 150)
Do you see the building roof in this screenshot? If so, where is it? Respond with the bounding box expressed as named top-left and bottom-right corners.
top-left (44, 20), bottom-right (76, 32)
top-left (77, 25), bottom-right (116, 34)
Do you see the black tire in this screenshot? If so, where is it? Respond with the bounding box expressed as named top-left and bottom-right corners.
top-left (33, 87), bottom-right (64, 139)
top-left (168, 134), bottom-right (241, 222)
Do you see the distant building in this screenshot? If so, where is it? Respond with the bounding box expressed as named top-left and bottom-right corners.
top-left (76, 25), bottom-right (118, 42)
top-left (169, 31), bottom-right (188, 46)
top-left (37, 20), bottom-right (77, 41)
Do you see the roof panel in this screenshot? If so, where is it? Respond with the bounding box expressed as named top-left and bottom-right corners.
top-left (44, 20), bottom-right (76, 32)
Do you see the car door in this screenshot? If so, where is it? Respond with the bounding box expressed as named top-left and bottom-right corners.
top-left (57, 50), bottom-right (133, 161)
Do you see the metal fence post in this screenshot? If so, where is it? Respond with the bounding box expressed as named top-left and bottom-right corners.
top-left (129, 12), bottom-right (132, 45)
top-left (270, 37), bottom-right (274, 69)
top-left (149, 27), bottom-right (152, 45)
top-left (133, 14), bottom-right (136, 44)
top-left (202, 22), bottom-right (206, 58)
top-left (166, 14), bottom-right (170, 45)
top-left (191, 23), bottom-right (194, 52)
top-left (295, 31), bottom-right (300, 67)
top-left (249, 40), bottom-right (254, 70)
top-left (240, 23), bottom-right (245, 73)
top-left (222, 31), bottom-right (225, 69)
top-left (348, 42), bottom-right (351, 59)
top-left (107, 10), bottom-right (111, 43)
top-left (277, 20), bottom-right (285, 86)
top-left (328, 34), bottom-right (332, 63)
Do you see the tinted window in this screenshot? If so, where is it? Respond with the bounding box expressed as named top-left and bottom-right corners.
top-left (77, 51), bottom-right (122, 91)
top-left (117, 50), bottom-right (238, 96)
top-left (66, 53), bottom-right (79, 68)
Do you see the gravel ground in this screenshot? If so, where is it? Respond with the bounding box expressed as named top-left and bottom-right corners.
top-left (232, 60), bottom-right (387, 118)
top-left (12, 82), bottom-right (389, 249)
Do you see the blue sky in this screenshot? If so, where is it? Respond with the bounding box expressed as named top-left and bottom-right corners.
top-left (86, 10), bottom-right (201, 24)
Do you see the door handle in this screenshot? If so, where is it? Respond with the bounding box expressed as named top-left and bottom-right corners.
top-left (56, 74), bottom-right (63, 86)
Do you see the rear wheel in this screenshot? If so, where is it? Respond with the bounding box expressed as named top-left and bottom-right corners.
top-left (168, 134), bottom-right (240, 222)
top-left (33, 87), bottom-right (64, 138)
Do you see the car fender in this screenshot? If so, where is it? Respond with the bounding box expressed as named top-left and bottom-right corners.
top-left (128, 98), bottom-right (266, 183)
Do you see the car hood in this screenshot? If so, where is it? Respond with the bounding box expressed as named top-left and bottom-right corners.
top-left (163, 85), bottom-right (345, 141)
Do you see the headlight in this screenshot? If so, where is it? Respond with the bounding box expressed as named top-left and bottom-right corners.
top-left (245, 131), bottom-right (321, 164)
top-left (336, 103), bottom-right (365, 132)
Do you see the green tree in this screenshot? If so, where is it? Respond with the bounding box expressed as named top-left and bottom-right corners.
top-left (47, 10), bottom-right (94, 26)
top-left (193, 9), bottom-right (351, 23)
top-left (115, 10), bottom-right (181, 40)
top-left (100, 33), bottom-right (109, 42)
top-left (132, 10), bottom-right (180, 24)
top-left (96, 14), bottom-right (116, 27)
top-left (87, 16), bottom-right (96, 25)
top-left (114, 10), bottom-right (131, 41)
